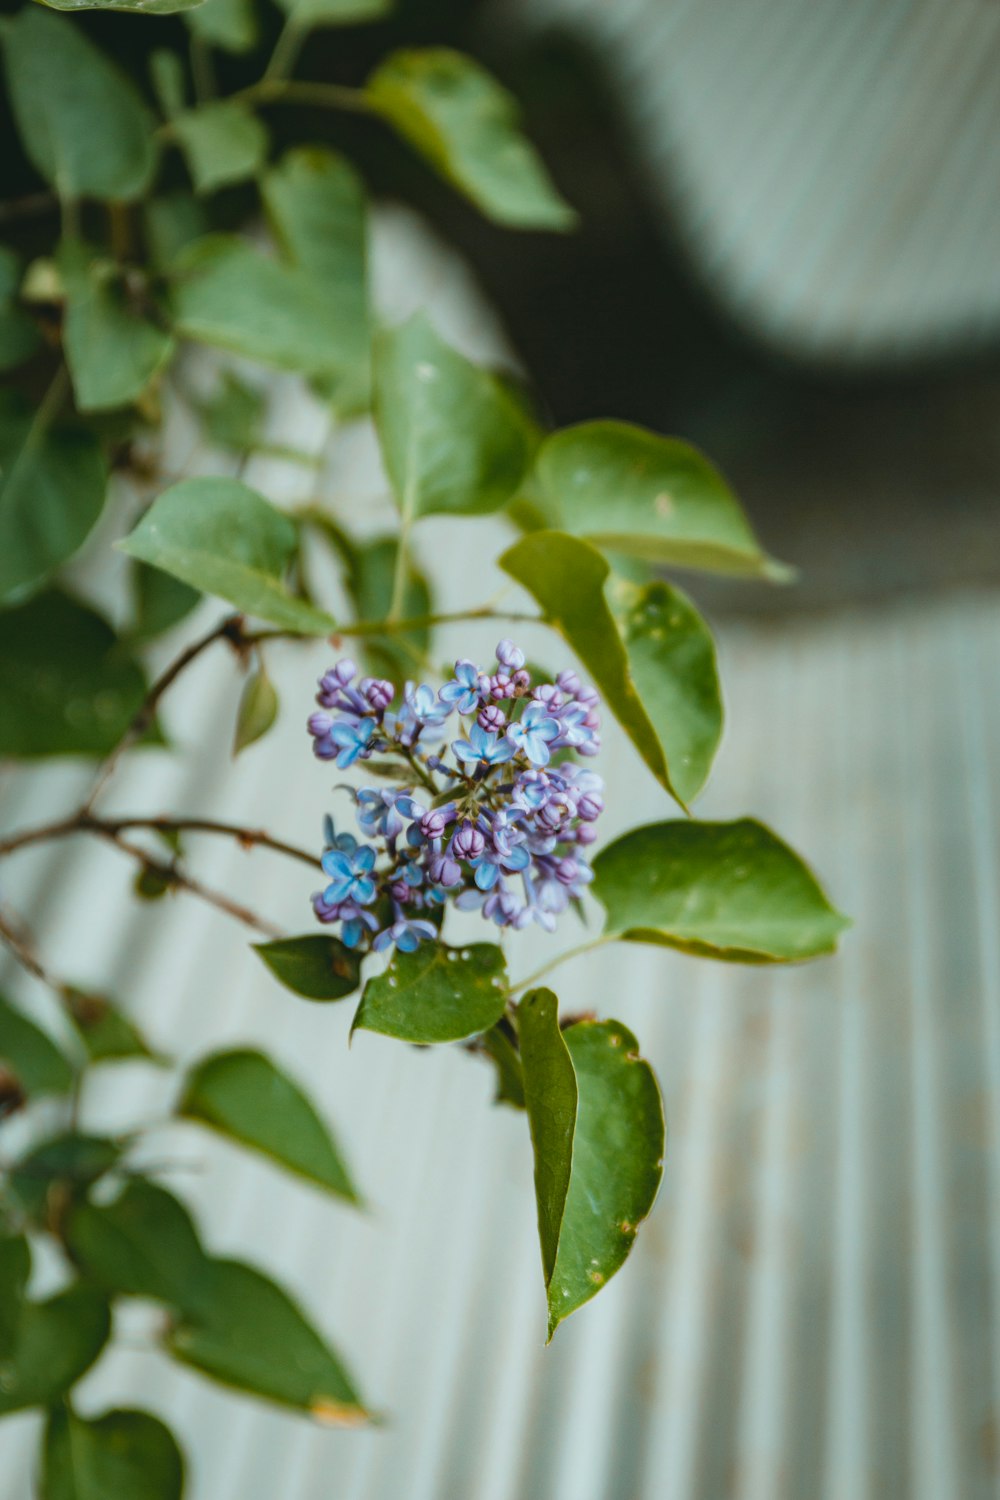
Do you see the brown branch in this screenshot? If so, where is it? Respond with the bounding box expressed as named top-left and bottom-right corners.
top-left (0, 811), bottom-right (320, 870)
top-left (95, 829), bottom-right (282, 938)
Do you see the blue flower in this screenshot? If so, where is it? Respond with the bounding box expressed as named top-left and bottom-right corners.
top-left (439, 660), bottom-right (487, 715)
top-left (373, 917), bottom-right (438, 955)
top-left (452, 723), bottom-right (514, 768)
top-left (473, 840), bottom-right (529, 891)
top-left (407, 683), bottom-right (452, 728)
top-left (356, 788), bottom-right (424, 840)
top-left (506, 702), bottom-right (560, 767)
top-left (327, 717), bottom-right (377, 769)
top-left (321, 843), bottom-right (377, 906)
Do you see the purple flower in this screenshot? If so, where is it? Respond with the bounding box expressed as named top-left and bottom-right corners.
top-left (360, 677), bottom-right (394, 713)
top-left (478, 704), bottom-right (506, 734)
top-left (373, 916), bottom-right (438, 955)
top-left (452, 723), bottom-right (514, 769)
top-left (489, 672), bottom-right (513, 701)
top-left (317, 660), bottom-right (357, 705)
top-left (321, 843), bottom-right (377, 906)
top-left (506, 702), bottom-right (560, 766)
top-left (420, 806), bottom-right (454, 840)
top-left (428, 852), bottom-right (462, 888)
top-left (495, 639), bottom-right (525, 671)
top-left (451, 821), bottom-right (485, 860)
top-left (439, 660), bottom-right (488, 715)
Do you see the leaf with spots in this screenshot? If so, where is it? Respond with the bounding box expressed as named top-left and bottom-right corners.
top-left (353, 942), bottom-right (508, 1044)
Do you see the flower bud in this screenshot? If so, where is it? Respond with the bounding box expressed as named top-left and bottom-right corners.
top-left (495, 639), bottom-right (525, 670)
top-left (452, 821), bottom-right (485, 860)
top-left (478, 704), bottom-right (506, 734)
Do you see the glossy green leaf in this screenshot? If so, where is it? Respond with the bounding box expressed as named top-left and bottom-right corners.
top-left (262, 147), bottom-right (370, 413)
top-left (0, 392), bottom-right (107, 607)
top-left (173, 102), bottom-right (269, 195)
top-left (353, 942), bottom-right (507, 1044)
top-left (366, 49), bottom-right (576, 230)
top-left (178, 1048), bottom-right (358, 1202)
top-left (8, 1133), bottom-right (122, 1225)
top-left (233, 663), bottom-right (278, 755)
top-left (518, 988), bottom-right (577, 1286)
top-left (0, 591), bottom-right (151, 758)
top-left (501, 531), bottom-right (683, 801)
top-left (166, 1256), bottom-right (369, 1422)
top-left (63, 989), bottom-right (162, 1065)
top-left (130, 562), bottom-right (201, 643)
top-left (1, 8), bottom-right (157, 201)
top-left (67, 1179), bottom-right (206, 1305)
top-left (534, 421), bottom-right (787, 579)
top-left (254, 934), bottom-right (362, 1001)
top-left (0, 246), bottom-right (40, 372)
top-left (184, 0), bottom-right (258, 54)
top-left (42, 1406), bottom-right (184, 1500)
top-left (0, 993), bottom-right (75, 1095)
top-left (479, 1025), bottom-right (525, 1109)
top-left (169, 235), bottom-right (350, 379)
top-left (593, 818), bottom-right (850, 962)
top-left (275, 0), bottom-right (390, 24)
top-left (545, 1019), bottom-right (664, 1338)
top-left (117, 477), bottom-right (335, 634)
top-left (605, 574), bottom-right (723, 805)
top-left (59, 243), bottom-right (173, 413)
top-left (374, 313), bottom-right (535, 521)
top-left (0, 1278), bottom-right (110, 1416)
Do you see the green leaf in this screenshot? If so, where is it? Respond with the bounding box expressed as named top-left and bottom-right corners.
top-left (366, 49), bottom-right (576, 230)
top-left (501, 531), bottom-right (684, 802)
top-left (169, 234), bottom-right (352, 379)
top-left (0, 1278), bottom-right (110, 1416)
top-left (353, 942), bottom-right (507, 1044)
top-left (8, 1133), bottom-right (122, 1225)
top-left (592, 818), bottom-right (850, 962)
top-left (254, 934), bottom-right (362, 1001)
top-left (0, 246), bottom-right (41, 372)
top-left (0, 993), bottom-right (75, 1095)
top-left (63, 989), bottom-right (162, 1065)
top-left (67, 1179), bottom-right (206, 1305)
top-left (177, 1047), bottom-right (359, 1202)
top-left (117, 477), bottom-right (335, 634)
top-left (166, 1256), bottom-right (369, 1422)
top-left (479, 1025), bottom-right (525, 1109)
top-left (59, 243), bottom-right (173, 414)
top-left (133, 865), bottom-right (173, 902)
top-left (274, 0), bottom-right (390, 25)
top-left (42, 1406), bottom-right (184, 1500)
top-left (149, 48), bottom-right (186, 120)
top-left (39, 0), bottom-right (203, 11)
top-left (172, 102), bottom-right (269, 195)
top-left (192, 371), bottom-right (265, 453)
top-left (1, 8), bottom-right (157, 201)
top-left (0, 1234), bottom-right (31, 1355)
top-left (545, 1019), bottom-right (664, 1338)
top-left (605, 574), bottom-right (723, 805)
top-left (130, 562), bottom-right (201, 642)
top-left (233, 663), bottom-right (278, 755)
top-left (143, 193), bottom-right (209, 273)
top-left (0, 590), bottom-right (152, 758)
top-left (0, 391), bottom-right (107, 607)
top-left (373, 313), bottom-right (535, 521)
top-left (518, 988), bottom-right (577, 1286)
top-left (184, 0), bottom-right (258, 54)
top-left (262, 147), bottom-right (370, 413)
top-left (534, 421), bottom-right (788, 579)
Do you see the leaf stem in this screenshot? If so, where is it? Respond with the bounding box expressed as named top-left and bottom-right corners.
top-left (232, 78), bottom-right (372, 113)
top-left (509, 935), bottom-right (615, 996)
top-left (330, 606), bottom-right (543, 640)
top-left (262, 15), bottom-right (307, 83)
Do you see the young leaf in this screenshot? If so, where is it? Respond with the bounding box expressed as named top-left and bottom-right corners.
top-left (1, 8), bottom-right (157, 201)
top-left (366, 50), bottom-right (576, 230)
top-left (0, 392), bottom-right (107, 607)
top-left (0, 246), bottom-right (41, 372)
top-left (117, 477), bottom-right (335, 634)
top-left (274, 0), bottom-right (391, 25)
top-left (0, 1279), bottom-right (110, 1416)
top-left (166, 1257), bottom-right (370, 1423)
top-left (184, 0), bottom-right (259, 55)
top-left (63, 989), bottom-right (163, 1065)
top-left (353, 942), bottom-right (507, 1044)
top-left (545, 1019), bottom-right (664, 1338)
top-left (373, 312), bottom-right (536, 520)
top-left (262, 147), bottom-right (370, 413)
top-left (254, 934), bottom-right (362, 1001)
top-left (592, 819), bottom-right (850, 962)
top-left (172, 102), bottom-right (269, 195)
top-left (178, 1047), bottom-right (359, 1202)
top-left (0, 591), bottom-right (152, 758)
top-left (233, 663), bottom-right (278, 755)
top-left (605, 574), bottom-right (723, 806)
top-left (534, 421), bottom-right (788, 579)
top-left (518, 988), bottom-right (577, 1287)
top-left (42, 1406), bottom-right (185, 1500)
top-left (8, 1133), bottom-right (122, 1225)
top-left (59, 243), bottom-right (174, 413)
top-left (0, 993), bottom-right (76, 1096)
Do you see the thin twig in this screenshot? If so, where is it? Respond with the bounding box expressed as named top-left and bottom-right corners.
top-left (0, 908), bottom-right (56, 987)
top-left (0, 811), bottom-right (321, 870)
top-left (97, 829), bottom-right (281, 937)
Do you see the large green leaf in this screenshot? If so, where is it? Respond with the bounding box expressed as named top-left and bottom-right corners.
top-left (262, 147), bottom-right (370, 413)
top-left (169, 235), bottom-right (350, 379)
top-left (593, 818), bottom-right (850, 962)
top-left (0, 1279), bottom-right (110, 1416)
top-left (172, 102), bottom-right (269, 195)
top-left (518, 988), bottom-right (576, 1287)
top-left (373, 313), bottom-right (535, 521)
top-left (178, 1048), bottom-right (359, 1202)
top-left (166, 1256), bottom-right (369, 1422)
top-left (59, 243), bottom-right (173, 414)
top-left (8, 1133), bottom-right (122, 1225)
top-left (274, 0), bottom-right (390, 24)
top-left (1, 8), bottom-right (157, 201)
top-left (605, 574), bottom-right (723, 805)
top-left (0, 392), bottom-right (107, 607)
top-left (130, 563), bottom-right (201, 642)
top-left (184, 0), bottom-right (258, 54)
top-left (253, 934), bottom-right (362, 1001)
top-left (501, 531), bottom-right (687, 802)
top-left (117, 478), bottom-right (335, 634)
top-left (67, 1179), bottom-right (206, 1305)
top-left (534, 421), bottom-right (788, 579)
top-left (0, 993), bottom-right (75, 1095)
top-left (353, 943), bottom-right (507, 1044)
top-left (0, 246), bottom-right (41, 372)
top-left (42, 1406), bottom-right (184, 1500)
top-left (545, 1019), bottom-right (664, 1338)
top-left (0, 590), bottom-right (151, 757)
top-left (366, 49), bottom-right (575, 230)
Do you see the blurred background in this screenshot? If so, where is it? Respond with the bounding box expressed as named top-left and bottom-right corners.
top-left (3, 0), bottom-right (1000, 1496)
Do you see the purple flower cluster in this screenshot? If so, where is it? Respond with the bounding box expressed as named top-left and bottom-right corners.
top-left (307, 642), bottom-right (604, 954)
